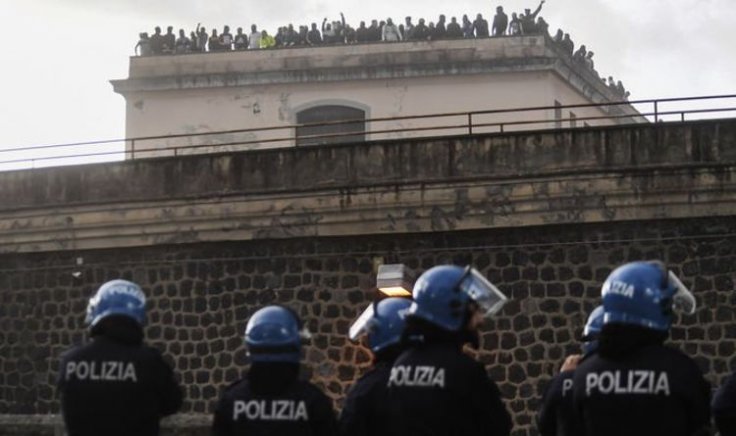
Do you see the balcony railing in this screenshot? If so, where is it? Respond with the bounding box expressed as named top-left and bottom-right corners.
top-left (1, 94), bottom-right (735, 171)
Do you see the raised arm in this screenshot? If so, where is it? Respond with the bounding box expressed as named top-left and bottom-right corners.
top-left (531, 0), bottom-right (545, 19)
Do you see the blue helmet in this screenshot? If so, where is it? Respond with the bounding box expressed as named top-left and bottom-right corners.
top-left (602, 261), bottom-right (696, 332)
top-left (349, 297), bottom-right (412, 353)
top-left (581, 305), bottom-right (604, 355)
top-left (85, 280), bottom-right (147, 327)
top-left (406, 265), bottom-right (508, 332)
top-left (245, 306), bottom-right (310, 363)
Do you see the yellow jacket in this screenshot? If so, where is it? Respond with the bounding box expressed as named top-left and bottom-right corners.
top-left (259, 34), bottom-right (275, 49)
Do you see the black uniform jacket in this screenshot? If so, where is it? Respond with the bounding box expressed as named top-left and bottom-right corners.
top-left (538, 369), bottom-right (579, 436)
top-left (713, 371), bottom-right (736, 436)
top-left (212, 363), bottom-right (338, 436)
top-left (57, 323), bottom-right (182, 436)
top-left (385, 341), bottom-right (512, 436)
top-left (572, 326), bottom-right (710, 436)
top-left (339, 361), bottom-right (393, 436)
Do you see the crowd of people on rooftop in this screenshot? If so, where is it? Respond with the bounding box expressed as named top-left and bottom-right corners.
top-left (134, 1), bottom-right (629, 100)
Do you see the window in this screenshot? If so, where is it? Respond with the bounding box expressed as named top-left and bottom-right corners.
top-left (295, 105), bottom-right (366, 146)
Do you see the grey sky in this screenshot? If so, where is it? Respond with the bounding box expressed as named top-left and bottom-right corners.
top-left (1, 0), bottom-right (734, 150)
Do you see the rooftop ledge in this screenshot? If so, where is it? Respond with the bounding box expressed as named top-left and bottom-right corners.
top-left (111, 35), bottom-right (623, 104)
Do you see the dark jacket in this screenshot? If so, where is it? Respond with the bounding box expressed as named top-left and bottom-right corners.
top-left (713, 371), bottom-right (736, 436)
top-left (385, 322), bottom-right (511, 436)
top-left (339, 361), bottom-right (393, 436)
top-left (57, 317), bottom-right (182, 436)
top-left (339, 346), bottom-right (404, 436)
top-left (572, 324), bottom-right (710, 436)
top-left (212, 362), bottom-right (338, 436)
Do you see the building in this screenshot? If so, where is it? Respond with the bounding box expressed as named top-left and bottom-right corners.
top-left (4, 31), bottom-right (734, 436)
top-left (1, 117), bottom-right (735, 436)
top-left (111, 35), bottom-right (643, 157)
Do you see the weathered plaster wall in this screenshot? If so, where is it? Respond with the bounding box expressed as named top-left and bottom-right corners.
top-left (0, 120), bottom-right (734, 254)
top-left (112, 36), bottom-right (640, 152)
top-left (123, 71), bottom-right (572, 154)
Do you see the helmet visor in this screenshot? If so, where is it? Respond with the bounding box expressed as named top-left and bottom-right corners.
top-left (668, 270), bottom-right (696, 315)
top-left (458, 268), bottom-right (508, 318)
top-left (349, 303), bottom-right (376, 343)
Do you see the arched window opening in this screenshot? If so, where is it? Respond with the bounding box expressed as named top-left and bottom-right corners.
top-left (296, 105), bottom-right (366, 146)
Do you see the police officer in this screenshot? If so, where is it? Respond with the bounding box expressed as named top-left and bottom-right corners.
top-left (385, 265), bottom-right (512, 436)
top-left (572, 261), bottom-right (710, 436)
top-left (57, 279), bottom-right (182, 436)
top-left (212, 305), bottom-right (338, 436)
top-left (713, 373), bottom-right (736, 436)
top-left (538, 306), bottom-right (603, 436)
top-left (340, 297), bottom-right (412, 436)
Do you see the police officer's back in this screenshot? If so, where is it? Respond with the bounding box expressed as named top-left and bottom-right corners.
top-left (212, 305), bottom-right (338, 436)
top-left (713, 371), bottom-right (736, 435)
top-left (537, 306), bottom-right (603, 436)
top-left (386, 265), bottom-right (512, 436)
top-left (572, 261), bottom-right (710, 436)
top-left (57, 280), bottom-right (182, 436)
top-left (339, 297), bottom-right (412, 436)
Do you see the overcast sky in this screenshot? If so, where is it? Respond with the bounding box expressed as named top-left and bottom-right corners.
top-left (0, 0), bottom-right (734, 152)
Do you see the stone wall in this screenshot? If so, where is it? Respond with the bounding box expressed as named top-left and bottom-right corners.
top-left (1, 216), bottom-right (734, 436)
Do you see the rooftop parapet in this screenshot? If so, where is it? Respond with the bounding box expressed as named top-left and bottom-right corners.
top-left (112, 35), bottom-right (623, 107)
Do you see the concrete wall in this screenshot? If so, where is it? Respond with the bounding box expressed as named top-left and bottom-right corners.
top-left (122, 71), bottom-right (567, 156)
top-left (112, 36), bottom-right (641, 156)
top-left (0, 120), bottom-right (733, 254)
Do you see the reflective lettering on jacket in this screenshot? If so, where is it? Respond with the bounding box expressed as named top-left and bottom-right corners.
top-left (585, 370), bottom-right (670, 396)
top-left (65, 361), bottom-right (137, 382)
top-left (232, 400), bottom-right (309, 421)
top-left (562, 378), bottom-right (574, 397)
top-left (387, 365), bottom-right (446, 388)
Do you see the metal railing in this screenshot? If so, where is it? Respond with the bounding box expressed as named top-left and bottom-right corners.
top-left (1, 94), bottom-right (735, 171)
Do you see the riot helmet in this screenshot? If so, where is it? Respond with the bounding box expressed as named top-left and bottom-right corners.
top-left (245, 305), bottom-right (311, 363)
top-left (406, 265), bottom-right (507, 332)
top-left (85, 279), bottom-right (147, 327)
top-left (602, 261), bottom-right (696, 332)
top-left (581, 305), bottom-right (604, 355)
top-left (349, 297), bottom-right (412, 353)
